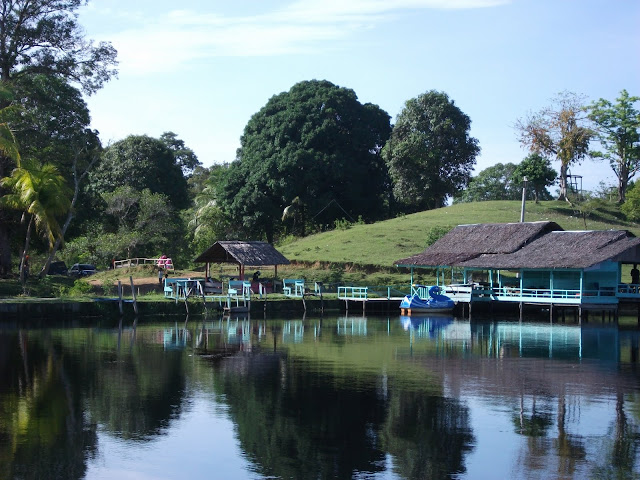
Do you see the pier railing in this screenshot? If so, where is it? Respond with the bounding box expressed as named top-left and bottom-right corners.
top-left (338, 286), bottom-right (368, 300)
top-left (114, 257), bottom-right (174, 271)
top-left (338, 285), bottom-right (409, 300)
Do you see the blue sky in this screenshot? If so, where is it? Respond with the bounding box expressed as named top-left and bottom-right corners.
top-left (78, 0), bottom-right (639, 192)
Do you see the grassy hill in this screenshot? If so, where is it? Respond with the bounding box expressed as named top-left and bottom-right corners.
top-left (278, 200), bottom-right (639, 270)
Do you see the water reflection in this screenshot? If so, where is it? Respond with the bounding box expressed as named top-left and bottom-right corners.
top-left (0, 314), bottom-right (638, 479)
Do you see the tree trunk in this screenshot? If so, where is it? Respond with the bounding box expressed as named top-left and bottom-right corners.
top-left (19, 216), bottom-right (34, 287)
top-left (618, 165), bottom-right (628, 204)
top-left (558, 163), bottom-right (569, 201)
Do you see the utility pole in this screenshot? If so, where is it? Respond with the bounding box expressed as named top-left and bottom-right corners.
top-left (520, 176), bottom-right (528, 223)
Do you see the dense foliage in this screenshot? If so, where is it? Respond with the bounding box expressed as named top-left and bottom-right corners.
top-left (218, 80), bottom-right (392, 242)
top-left (455, 163), bottom-right (521, 203)
top-left (383, 90), bottom-right (480, 212)
top-left (0, 0), bottom-right (117, 275)
top-left (88, 135), bottom-right (190, 210)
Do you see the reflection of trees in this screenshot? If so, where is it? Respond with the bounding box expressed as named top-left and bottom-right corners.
top-left (590, 391), bottom-right (639, 479)
top-left (554, 393), bottom-right (586, 477)
top-left (83, 342), bottom-right (187, 441)
top-left (217, 354), bottom-right (389, 479)
top-left (512, 393), bottom-right (554, 472)
top-left (381, 391), bottom-right (475, 480)
top-left (0, 332), bottom-right (97, 480)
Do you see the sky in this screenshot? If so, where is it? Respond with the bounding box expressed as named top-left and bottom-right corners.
top-left (78, 0), bottom-right (640, 193)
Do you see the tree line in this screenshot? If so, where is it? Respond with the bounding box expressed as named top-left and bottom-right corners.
top-left (0, 1), bottom-right (638, 286)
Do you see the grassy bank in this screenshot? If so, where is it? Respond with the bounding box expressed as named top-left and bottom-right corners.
top-left (2, 200), bottom-right (639, 299)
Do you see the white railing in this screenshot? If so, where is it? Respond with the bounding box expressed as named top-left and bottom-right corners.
top-left (114, 257), bottom-right (174, 271)
top-left (338, 286), bottom-right (368, 300)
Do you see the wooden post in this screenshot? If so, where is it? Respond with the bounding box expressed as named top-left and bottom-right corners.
top-left (117, 280), bottom-right (123, 315)
top-left (129, 276), bottom-right (138, 315)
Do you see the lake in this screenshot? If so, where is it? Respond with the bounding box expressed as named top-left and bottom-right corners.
top-left (0, 313), bottom-right (639, 479)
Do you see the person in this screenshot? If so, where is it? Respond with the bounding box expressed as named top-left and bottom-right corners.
top-left (632, 264), bottom-right (639, 285)
top-left (158, 268), bottom-right (164, 285)
top-left (253, 270), bottom-right (261, 282)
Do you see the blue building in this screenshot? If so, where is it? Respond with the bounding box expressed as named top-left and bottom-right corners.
top-left (395, 221), bottom-right (640, 309)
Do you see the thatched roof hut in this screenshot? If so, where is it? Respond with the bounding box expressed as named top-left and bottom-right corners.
top-left (395, 221), bottom-right (640, 270)
top-left (462, 229), bottom-right (640, 269)
top-left (195, 241), bottom-right (290, 279)
top-left (395, 221), bottom-right (562, 267)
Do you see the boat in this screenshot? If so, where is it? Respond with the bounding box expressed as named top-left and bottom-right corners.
top-left (400, 286), bottom-right (455, 314)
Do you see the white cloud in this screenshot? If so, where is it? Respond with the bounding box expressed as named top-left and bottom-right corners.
top-left (98, 0), bottom-right (510, 75)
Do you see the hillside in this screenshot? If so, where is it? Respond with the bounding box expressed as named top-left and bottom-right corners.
top-left (278, 200), bottom-right (639, 268)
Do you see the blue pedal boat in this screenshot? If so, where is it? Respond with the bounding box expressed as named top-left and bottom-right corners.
top-left (400, 286), bottom-right (455, 314)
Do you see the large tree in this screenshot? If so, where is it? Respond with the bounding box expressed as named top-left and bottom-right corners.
top-left (588, 89), bottom-right (640, 203)
top-left (516, 91), bottom-right (593, 201)
top-left (87, 135), bottom-right (190, 210)
top-left (455, 163), bottom-right (520, 203)
top-left (383, 90), bottom-right (480, 212)
top-left (0, 0), bottom-right (117, 275)
top-left (219, 80), bottom-right (392, 242)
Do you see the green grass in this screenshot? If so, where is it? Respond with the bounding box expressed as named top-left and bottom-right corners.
top-left (2, 200), bottom-right (639, 297)
top-left (278, 200), bottom-right (639, 268)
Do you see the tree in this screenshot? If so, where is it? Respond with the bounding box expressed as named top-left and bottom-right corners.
top-left (512, 153), bottom-right (557, 203)
top-left (160, 131), bottom-right (201, 177)
top-left (72, 186), bottom-right (180, 261)
top-left (455, 163), bottom-right (520, 203)
top-left (219, 80), bottom-right (392, 242)
top-left (0, 87), bottom-right (21, 275)
top-left (383, 90), bottom-right (479, 212)
top-left (0, 0), bottom-right (118, 95)
top-left (0, 0), bottom-right (117, 275)
top-left (516, 91), bottom-right (593, 201)
top-left (588, 90), bottom-right (640, 203)
top-left (0, 159), bottom-right (71, 285)
top-left (88, 135), bottom-right (190, 210)
top-left (188, 165), bottom-right (232, 253)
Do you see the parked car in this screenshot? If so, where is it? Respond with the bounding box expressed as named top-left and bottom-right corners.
top-left (48, 261), bottom-right (68, 275)
top-left (68, 263), bottom-right (97, 277)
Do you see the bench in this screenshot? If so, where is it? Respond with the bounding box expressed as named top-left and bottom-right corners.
top-left (203, 281), bottom-right (223, 295)
top-left (283, 279), bottom-right (305, 297)
top-left (229, 280), bottom-right (252, 297)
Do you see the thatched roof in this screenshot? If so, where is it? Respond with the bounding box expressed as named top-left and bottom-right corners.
top-left (194, 241), bottom-right (290, 266)
top-left (395, 221), bottom-right (562, 267)
top-left (462, 230), bottom-right (640, 269)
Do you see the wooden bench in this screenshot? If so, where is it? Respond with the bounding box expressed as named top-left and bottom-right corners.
top-left (283, 279), bottom-right (305, 297)
top-left (203, 281), bottom-right (223, 295)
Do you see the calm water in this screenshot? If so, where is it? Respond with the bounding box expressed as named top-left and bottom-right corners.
top-left (0, 313), bottom-right (639, 480)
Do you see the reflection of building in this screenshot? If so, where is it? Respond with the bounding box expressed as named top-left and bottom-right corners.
top-left (337, 317), bottom-right (368, 336)
top-left (282, 321), bottom-right (304, 343)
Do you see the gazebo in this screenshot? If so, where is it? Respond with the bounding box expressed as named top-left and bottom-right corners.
top-left (194, 240), bottom-right (290, 283)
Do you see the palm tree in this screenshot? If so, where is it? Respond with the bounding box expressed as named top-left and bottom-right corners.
top-left (0, 158), bottom-right (71, 285)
